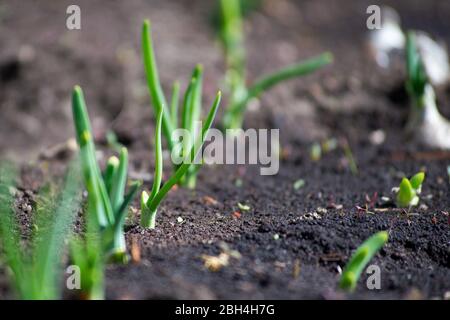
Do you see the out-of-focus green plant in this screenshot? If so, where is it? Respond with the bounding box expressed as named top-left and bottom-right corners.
top-left (69, 204), bottom-right (105, 300)
top-left (0, 161), bottom-right (82, 299)
top-left (141, 20), bottom-right (222, 189)
top-left (72, 86), bottom-right (141, 263)
top-left (339, 231), bottom-right (389, 292)
top-left (218, 0), bottom-right (333, 130)
top-left (404, 32), bottom-right (450, 149)
top-left (406, 32), bottom-right (428, 109)
top-left (395, 172), bottom-right (425, 208)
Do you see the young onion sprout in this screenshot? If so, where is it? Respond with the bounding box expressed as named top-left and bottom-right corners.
top-left (339, 231), bottom-right (389, 292)
top-left (142, 20), bottom-right (222, 189)
top-left (72, 86), bottom-right (141, 263)
top-left (395, 172), bottom-right (425, 208)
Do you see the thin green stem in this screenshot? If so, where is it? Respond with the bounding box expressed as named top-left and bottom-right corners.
top-left (140, 107), bottom-right (164, 228)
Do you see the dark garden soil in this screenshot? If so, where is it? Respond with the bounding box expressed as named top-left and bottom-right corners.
top-left (0, 0), bottom-right (449, 299)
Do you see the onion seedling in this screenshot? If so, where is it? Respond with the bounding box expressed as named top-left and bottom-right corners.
top-left (395, 172), bottom-right (425, 208)
top-left (339, 231), bottom-right (389, 292)
top-left (218, 0), bottom-right (333, 130)
top-left (0, 161), bottom-right (82, 299)
top-left (405, 32), bottom-right (450, 149)
top-left (142, 20), bottom-right (222, 189)
top-left (141, 92), bottom-right (222, 229)
top-left (72, 86), bottom-right (141, 263)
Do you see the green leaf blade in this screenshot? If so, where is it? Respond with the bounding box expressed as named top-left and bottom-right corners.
top-left (339, 231), bottom-right (389, 292)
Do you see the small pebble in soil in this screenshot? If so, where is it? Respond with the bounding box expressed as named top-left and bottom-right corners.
top-left (202, 196), bottom-right (218, 206)
top-left (369, 129), bottom-right (386, 145)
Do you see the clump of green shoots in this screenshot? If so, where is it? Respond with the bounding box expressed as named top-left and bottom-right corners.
top-left (0, 161), bottom-right (82, 299)
top-left (141, 91), bottom-right (222, 229)
top-left (405, 32), bottom-right (450, 149)
top-left (72, 86), bottom-right (141, 263)
top-left (395, 172), bottom-right (425, 208)
top-left (218, 0), bottom-right (333, 130)
top-left (339, 231), bottom-right (389, 292)
top-left (142, 20), bottom-right (222, 189)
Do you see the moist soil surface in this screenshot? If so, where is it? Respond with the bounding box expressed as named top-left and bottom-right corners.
top-left (0, 0), bottom-right (449, 299)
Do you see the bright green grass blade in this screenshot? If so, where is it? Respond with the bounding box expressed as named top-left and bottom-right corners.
top-left (339, 231), bottom-right (388, 291)
top-left (142, 20), bottom-right (174, 149)
top-left (103, 156), bottom-right (119, 197)
top-left (33, 159), bottom-right (83, 299)
top-left (110, 148), bottom-right (128, 214)
top-left (170, 81), bottom-right (180, 129)
top-left (147, 91), bottom-right (221, 213)
top-left (72, 86), bottom-right (114, 227)
top-left (0, 163), bottom-right (28, 298)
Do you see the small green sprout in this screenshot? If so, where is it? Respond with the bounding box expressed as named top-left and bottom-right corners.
top-left (142, 20), bottom-right (222, 189)
top-left (140, 92), bottom-right (222, 229)
top-left (0, 161), bottom-right (82, 299)
top-left (339, 231), bottom-right (389, 292)
top-left (72, 86), bottom-right (141, 263)
top-left (293, 179), bottom-right (305, 190)
top-left (395, 172), bottom-right (425, 208)
top-left (218, 0), bottom-right (333, 129)
top-left (237, 202), bottom-right (250, 211)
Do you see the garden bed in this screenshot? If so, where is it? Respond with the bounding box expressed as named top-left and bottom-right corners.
top-left (0, 0), bottom-right (449, 299)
